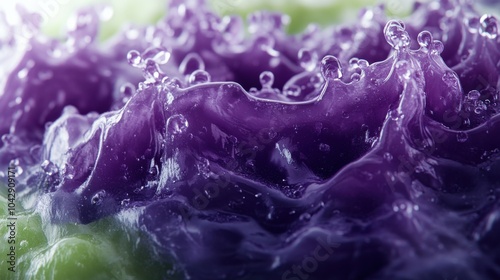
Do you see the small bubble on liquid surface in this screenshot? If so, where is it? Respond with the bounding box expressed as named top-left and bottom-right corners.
top-left (167, 114), bottom-right (189, 135)
top-left (321, 55), bottom-right (342, 80)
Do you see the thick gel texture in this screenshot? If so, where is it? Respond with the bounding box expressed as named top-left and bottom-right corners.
top-left (1, 0), bottom-right (500, 279)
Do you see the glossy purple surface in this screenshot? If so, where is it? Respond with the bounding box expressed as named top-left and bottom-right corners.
top-left (1, 0), bottom-right (500, 279)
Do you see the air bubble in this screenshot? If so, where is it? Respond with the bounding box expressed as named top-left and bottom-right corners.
top-left (167, 114), bottom-right (189, 135)
top-left (127, 50), bottom-right (142, 67)
top-left (479, 14), bottom-right (498, 39)
top-left (298, 48), bottom-right (318, 71)
top-left (321, 55), bottom-right (342, 80)
top-left (189, 69), bottom-right (211, 85)
top-left (260, 71), bottom-right (274, 88)
top-left (467, 90), bottom-right (481, 101)
top-left (383, 20), bottom-right (410, 50)
top-left (120, 83), bottom-right (135, 98)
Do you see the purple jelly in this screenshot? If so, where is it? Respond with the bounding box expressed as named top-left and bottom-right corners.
top-left (1, 0), bottom-right (500, 279)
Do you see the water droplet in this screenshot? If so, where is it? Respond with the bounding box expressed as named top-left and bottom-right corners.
top-left (456, 132), bottom-right (468, 143)
top-left (298, 48), bottom-right (318, 71)
top-left (41, 160), bottom-right (59, 176)
top-left (321, 55), bottom-right (342, 80)
top-left (91, 190), bottom-right (107, 206)
top-left (319, 143), bottom-right (330, 152)
top-left (255, 193), bottom-right (263, 198)
top-left (188, 69), bottom-right (211, 85)
top-left (284, 85), bottom-right (301, 97)
top-left (127, 50), bottom-right (142, 67)
top-left (259, 71), bottom-right (274, 88)
top-left (20, 240), bottom-right (28, 247)
top-left (417, 30), bottom-right (433, 49)
top-left (383, 20), bottom-right (410, 50)
top-left (479, 14), bottom-right (498, 39)
top-left (167, 114), bottom-right (189, 135)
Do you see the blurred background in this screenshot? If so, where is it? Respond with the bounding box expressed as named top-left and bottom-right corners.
top-left (1, 0), bottom-right (497, 40)
top-left (0, 0), bottom-right (414, 39)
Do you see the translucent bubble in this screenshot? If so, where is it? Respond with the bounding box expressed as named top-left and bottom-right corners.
top-left (189, 69), bottom-right (211, 85)
top-left (91, 190), bottom-right (107, 206)
top-left (167, 114), bottom-right (189, 134)
top-left (321, 55), bottom-right (342, 80)
top-left (456, 132), bottom-right (468, 143)
top-left (284, 85), bottom-right (301, 97)
top-left (259, 71), bottom-right (274, 88)
top-left (127, 50), bottom-right (142, 67)
top-left (383, 20), bottom-right (410, 50)
top-left (417, 30), bottom-right (433, 48)
top-left (479, 14), bottom-right (498, 39)
top-left (467, 90), bottom-right (481, 101)
top-left (298, 48), bottom-right (318, 72)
